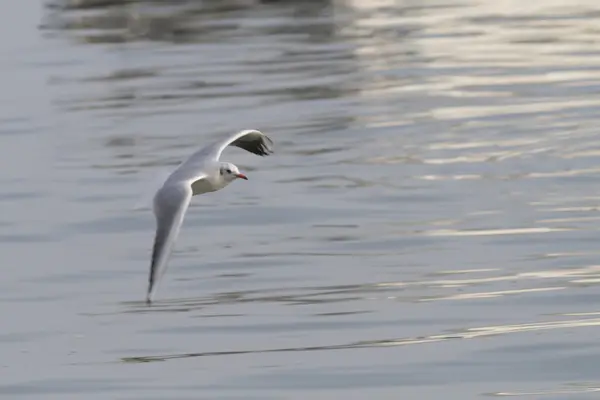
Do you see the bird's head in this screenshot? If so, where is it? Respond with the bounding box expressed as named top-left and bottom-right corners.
top-left (219, 162), bottom-right (248, 182)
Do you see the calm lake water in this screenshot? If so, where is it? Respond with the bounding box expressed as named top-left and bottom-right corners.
top-left (2, 0), bottom-right (600, 398)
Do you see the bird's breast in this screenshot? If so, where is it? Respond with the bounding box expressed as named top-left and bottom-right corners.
top-left (191, 178), bottom-right (217, 195)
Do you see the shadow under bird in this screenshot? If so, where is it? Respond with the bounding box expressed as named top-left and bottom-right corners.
top-left (145, 129), bottom-right (274, 304)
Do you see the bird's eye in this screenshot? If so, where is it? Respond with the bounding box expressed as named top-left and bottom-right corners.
top-left (226, 169), bottom-right (231, 173)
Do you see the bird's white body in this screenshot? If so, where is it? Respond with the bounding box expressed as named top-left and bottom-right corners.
top-left (145, 129), bottom-right (273, 304)
top-left (190, 171), bottom-right (223, 195)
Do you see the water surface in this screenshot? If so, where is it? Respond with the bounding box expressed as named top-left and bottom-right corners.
top-left (2, 0), bottom-right (600, 398)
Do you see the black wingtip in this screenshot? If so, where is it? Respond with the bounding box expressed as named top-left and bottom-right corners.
top-left (230, 131), bottom-right (274, 157)
top-left (259, 135), bottom-right (274, 156)
top-left (146, 286), bottom-right (154, 305)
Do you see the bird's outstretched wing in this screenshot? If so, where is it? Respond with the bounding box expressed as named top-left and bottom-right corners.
top-left (216, 129), bottom-right (274, 159)
top-left (147, 182), bottom-right (195, 304)
top-left (164, 130), bottom-right (272, 185)
top-left (185, 129), bottom-right (274, 165)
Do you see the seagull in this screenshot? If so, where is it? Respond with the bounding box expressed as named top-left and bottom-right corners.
top-left (146, 129), bottom-right (273, 304)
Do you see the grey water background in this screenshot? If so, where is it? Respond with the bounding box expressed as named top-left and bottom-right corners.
top-left (3, 0), bottom-right (600, 398)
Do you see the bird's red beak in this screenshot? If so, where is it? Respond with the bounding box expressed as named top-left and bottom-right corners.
top-left (236, 173), bottom-right (248, 180)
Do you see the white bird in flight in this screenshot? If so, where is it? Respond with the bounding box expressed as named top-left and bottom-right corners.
top-left (146, 129), bottom-right (274, 304)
